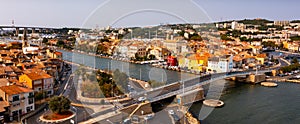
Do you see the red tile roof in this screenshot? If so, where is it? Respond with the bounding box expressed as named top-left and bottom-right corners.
top-left (0, 85), bottom-right (33, 95)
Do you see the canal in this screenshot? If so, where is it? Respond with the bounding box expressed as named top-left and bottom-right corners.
top-left (59, 50), bottom-right (300, 124)
top-left (58, 50), bottom-right (197, 84)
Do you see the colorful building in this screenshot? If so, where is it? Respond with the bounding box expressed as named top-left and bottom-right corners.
top-left (167, 56), bottom-right (178, 66)
top-left (19, 69), bottom-right (54, 96)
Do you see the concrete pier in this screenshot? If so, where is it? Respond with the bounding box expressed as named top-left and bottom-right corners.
top-left (232, 74), bottom-right (266, 84)
top-left (176, 87), bottom-right (204, 105)
top-left (248, 74), bottom-right (266, 84)
top-left (15, 27), bottom-right (19, 36)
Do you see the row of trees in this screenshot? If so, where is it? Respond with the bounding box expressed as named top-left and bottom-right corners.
top-left (78, 65), bottom-right (129, 98)
top-left (280, 58), bottom-right (300, 73)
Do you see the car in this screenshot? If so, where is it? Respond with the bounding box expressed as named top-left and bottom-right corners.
top-left (144, 113), bottom-right (155, 120)
top-left (123, 118), bottom-right (131, 124)
top-left (168, 110), bottom-right (174, 115)
top-left (132, 116), bottom-right (139, 122)
top-left (138, 97), bottom-right (146, 102)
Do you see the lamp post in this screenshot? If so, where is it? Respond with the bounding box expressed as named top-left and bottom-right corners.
top-left (141, 110), bottom-right (144, 124)
top-left (72, 106), bottom-right (77, 124)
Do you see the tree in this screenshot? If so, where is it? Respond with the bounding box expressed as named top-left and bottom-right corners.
top-left (81, 82), bottom-right (103, 98)
top-left (57, 40), bottom-right (65, 47)
top-left (189, 34), bottom-right (202, 41)
top-left (292, 57), bottom-right (299, 64)
top-left (148, 54), bottom-right (156, 60)
top-left (42, 38), bottom-right (48, 43)
top-left (113, 69), bottom-right (129, 93)
top-left (34, 91), bottom-right (44, 102)
top-left (48, 96), bottom-right (71, 114)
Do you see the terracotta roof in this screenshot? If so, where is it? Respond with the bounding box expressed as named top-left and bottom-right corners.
top-left (0, 85), bottom-right (33, 95)
top-left (0, 67), bottom-right (5, 75)
top-left (187, 54), bottom-right (207, 60)
top-left (10, 66), bottom-right (22, 73)
top-left (4, 66), bottom-right (13, 72)
top-left (23, 69), bottom-right (52, 80)
top-left (0, 101), bottom-right (9, 112)
top-left (54, 51), bottom-right (62, 55)
top-left (0, 78), bottom-right (9, 87)
top-left (257, 53), bottom-right (267, 58)
top-left (233, 55), bottom-right (243, 62)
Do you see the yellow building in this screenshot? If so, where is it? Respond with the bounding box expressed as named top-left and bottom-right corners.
top-left (256, 53), bottom-right (267, 64)
top-left (19, 69), bottom-right (54, 95)
top-left (186, 53), bottom-right (209, 72)
top-left (282, 41), bottom-right (289, 49)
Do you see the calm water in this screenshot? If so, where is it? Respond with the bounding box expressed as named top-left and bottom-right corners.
top-left (190, 81), bottom-right (300, 124)
top-left (59, 50), bottom-right (300, 124)
top-left (58, 50), bottom-right (196, 84)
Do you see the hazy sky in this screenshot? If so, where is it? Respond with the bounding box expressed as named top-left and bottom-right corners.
top-left (0, 0), bottom-right (299, 28)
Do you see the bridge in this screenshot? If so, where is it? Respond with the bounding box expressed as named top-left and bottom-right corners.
top-left (126, 57), bottom-right (290, 104)
top-left (0, 25), bottom-right (58, 36)
top-left (131, 69), bottom-right (273, 104)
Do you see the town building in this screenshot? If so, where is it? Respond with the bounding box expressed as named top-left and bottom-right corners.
top-left (0, 85), bottom-right (34, 121)
top-left (207, 55), bottom-right (233, 73)
top-left (19, 69), bottom-right (54, 96)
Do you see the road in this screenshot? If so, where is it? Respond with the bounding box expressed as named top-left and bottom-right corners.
top-left (26, 63), bottom-right (91, 124)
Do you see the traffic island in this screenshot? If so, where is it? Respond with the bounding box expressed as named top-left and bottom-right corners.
top-left (203, 99), bottom-right (224, 108)
top-left (39, 110), bottom-right (75, 123)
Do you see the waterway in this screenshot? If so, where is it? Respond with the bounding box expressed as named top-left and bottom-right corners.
top-left (59, 49), bottom-right (300, 124)
top-left (58, 50), bottom-right (197, 84)
top-left (190, 81), bottom-right (300, 124)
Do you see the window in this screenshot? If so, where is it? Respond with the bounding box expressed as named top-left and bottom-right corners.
top-left (26, 106), bottom-right (32, 113)
top-left (28, 98), bottom-right (34, 104)
top-left (12, 95), bottom-right (19, 102)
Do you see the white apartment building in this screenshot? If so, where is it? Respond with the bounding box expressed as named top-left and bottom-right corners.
top-left (207, 55), bottom-right (233, 73)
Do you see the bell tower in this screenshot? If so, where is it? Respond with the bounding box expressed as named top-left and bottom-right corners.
top-left (22, 28), bottom-right (28, 49)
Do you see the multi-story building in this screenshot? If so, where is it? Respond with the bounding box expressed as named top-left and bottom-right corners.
top-left (163, 39), bottom-right (188, 55)
top-left (207, 55), bottom-right (233, 73)
top-left (19, 69), bottom-right (54, 96)
top-left (0, 85), bottom-right (34, 120)
top-left (127, 43), bottom-right (147, 58)
top-left (274, 20), bottom-right (290, 26)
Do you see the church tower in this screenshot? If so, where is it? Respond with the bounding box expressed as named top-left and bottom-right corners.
top-left (22, 28), bottom-right (28, 49)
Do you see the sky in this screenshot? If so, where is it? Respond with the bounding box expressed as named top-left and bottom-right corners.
top-left (0, 0), bottom-right (299, 28)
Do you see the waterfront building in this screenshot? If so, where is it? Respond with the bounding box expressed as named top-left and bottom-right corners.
top-left (167, 56), bottom-right (178, 66)
top-left (207, 55), bottom-right (233, 73)
top-left (127, 43), bottom-right (147, 58)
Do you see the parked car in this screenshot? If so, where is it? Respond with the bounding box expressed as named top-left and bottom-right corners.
top-left (168, 110), bottom-right (174, 115)
top-left (144, 113), bottom-right (155, 120)
top-left (138, 97), bottom-right (146, 102)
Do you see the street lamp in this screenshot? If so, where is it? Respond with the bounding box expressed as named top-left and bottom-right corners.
top-left (72, 106), bottom-right (77, 124)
